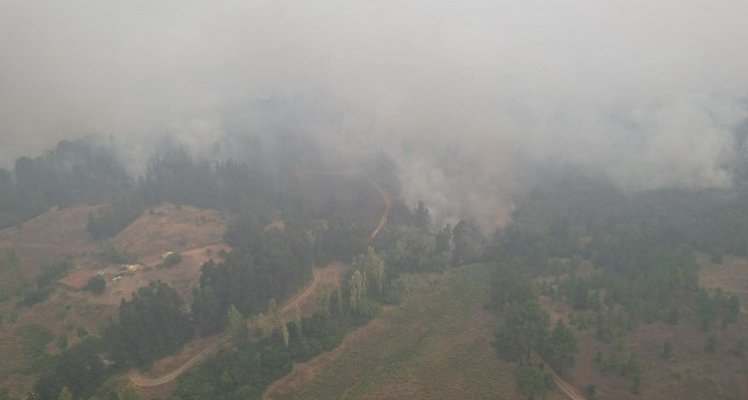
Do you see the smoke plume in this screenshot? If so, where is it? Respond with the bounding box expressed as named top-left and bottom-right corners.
top-left (2, 0), bottom-right (747, 225)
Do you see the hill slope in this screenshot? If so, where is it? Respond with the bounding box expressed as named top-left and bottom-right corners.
top-left (264, 266), bottom-right (553, 400)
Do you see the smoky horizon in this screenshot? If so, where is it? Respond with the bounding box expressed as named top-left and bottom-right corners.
top-left (2, 0), bottom-right (748, 225)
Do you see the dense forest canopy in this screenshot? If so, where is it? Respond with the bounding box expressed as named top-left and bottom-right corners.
top-left (0, 139), bottom-right (130, 228)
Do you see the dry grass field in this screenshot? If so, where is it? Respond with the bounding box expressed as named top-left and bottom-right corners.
top-left (0, 205), bottom-right (102, 290)
top-left (112, 203), bottom-right (228, 259)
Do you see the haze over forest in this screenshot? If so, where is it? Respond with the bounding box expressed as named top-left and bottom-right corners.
top-left (4, 2), bottom-right (748, 400)
top-left (3, 0), bottom-right (748, 225)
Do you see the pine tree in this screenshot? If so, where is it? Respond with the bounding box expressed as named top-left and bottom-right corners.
top-left (267, 298), bottom-right (288, 346)
top-left (293, 305), bottom-right (304, 342)
top-left (336, 283), bottom-right (344, 315)
top-left (543, 319), bottom-right (578, 373)
top-left (349, 270), bottom-right (367, 311)
top-left (227, 305), bottom-right (248, 347)
top-left (280, 319), bottom-right (290, 347)
top-left (315, 286), bottom-right (331, 315)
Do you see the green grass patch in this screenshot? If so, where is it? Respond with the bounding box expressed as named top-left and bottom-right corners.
top-left (284, 264), bottom-right (521, 400)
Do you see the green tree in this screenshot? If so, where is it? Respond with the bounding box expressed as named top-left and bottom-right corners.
top-left (494, 300), bottom-right (550, 363)
top-left (452, 220), bottom-right (483, 265)
top-left (56, 335), bottom-right (68, 349)
top-left (58, 387), bottom-right (73, 400)
top-left (584, 384), bottom-right (597, 400)
top-left (162, 252), bottom-right (182, 268)
top-left (386, 227), bottom-right (441, 272)
top-left (267, 298), bottom-right (289, 346)
top-left (293, 305), bottom-right (304, 343)
top-left (543, 319), bottom-right (578, 373)
top-left (117, 385), bottom-right (139, 400)
top-left (352, 247), bottom-right (385, 295)
top-left (335, 283), bottom-right (344, 315)
top-left (118, 281), bottom-right (192, 366)
top-left (413, 201), bottom-right (431, 228)
top-left (84, 276), bottom-right (106, 294)
top-left (490, 263), bottom-right (536, 310)
top-left (191, 287), bottom-right (226, 336)
top-left (227, 305), bottom-right (248, 347)
top-left (315, 286), bottom-right (331, 316)
top-left (515, 364), bottom-right (556, 399)
top-left (280, 320), bottom-right (290, 347)
top-left (348, 270), bottom-right (367, 312)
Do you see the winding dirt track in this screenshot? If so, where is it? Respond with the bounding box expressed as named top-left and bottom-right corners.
top-left (530, 354), bottom-right (585, 400)
top-left (129, 268), bottom-right (322, 387)
top-left (364, 174), bottom-right (392, 241)
top-left (548, 367), bottom-right (585, 400)
top-left (129, 171), bottom-right (390, 388)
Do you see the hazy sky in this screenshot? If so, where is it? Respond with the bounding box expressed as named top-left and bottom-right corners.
top-left (2, 0), bottom-right (747, 223)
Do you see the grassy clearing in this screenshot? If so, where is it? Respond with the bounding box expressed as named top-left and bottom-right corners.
top-left (265, 264), bottom-right (523, 400)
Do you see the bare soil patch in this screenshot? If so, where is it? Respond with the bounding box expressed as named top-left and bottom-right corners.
top-left (0, 205), bottom-right (101, 284)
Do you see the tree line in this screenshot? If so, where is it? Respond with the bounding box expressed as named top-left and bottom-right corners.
top-left (484, 171), bottom-right (746, 398)
top-left (0, 139), bottom-right (130, 230)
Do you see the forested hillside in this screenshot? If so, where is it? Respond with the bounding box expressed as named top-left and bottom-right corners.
top-left (2, 136), bottom-right (748, 400)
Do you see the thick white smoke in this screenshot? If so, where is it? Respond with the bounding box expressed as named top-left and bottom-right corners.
top-left (1, 0), bottom-right (747, 225)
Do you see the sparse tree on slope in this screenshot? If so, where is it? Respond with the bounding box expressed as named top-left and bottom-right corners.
top-left (228, 305), bottom-right (248, 347)
top-left (515, 364), bottom-right (556, 400)
top-left (349, 270), bottom-right (367, 312)
top-left (117, 385), bottom-right (138, 400)
top-left (542, 319), bottom-right (578, 373)
top-left (58, 387), bottom-right (72, 400)
top-left (352, 247), bottom-right (385, 295)
top-left (494, 300), bottom-right (550, 363)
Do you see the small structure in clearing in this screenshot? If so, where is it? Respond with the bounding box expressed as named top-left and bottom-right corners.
top-left (123, 264), bottom-right (141, 274)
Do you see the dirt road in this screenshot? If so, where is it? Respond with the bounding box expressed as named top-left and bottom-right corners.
top-left (530, 354), bottom-right (585, 400)
top-left (295, 169), bottom-right (391, 241)
top-left (129, 170), bottom-right (390, 388)
top-left (364, 174), bottom-right (392, 241)
top-left (129, 268), bottom-right (322, 387)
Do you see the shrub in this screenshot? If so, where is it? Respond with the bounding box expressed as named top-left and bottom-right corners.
top-left (162, 252), bottom-right (183, 268)
top-left (18, 287), bottom-right (53, 308)
top-left (84, 276), bottom-right (106, 294)
top-left (57, 335), bottom-right (68, 349)
top-left (76, 326), bottom-right (89, 338)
